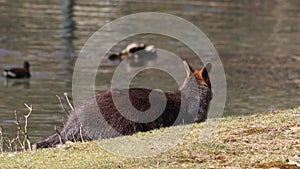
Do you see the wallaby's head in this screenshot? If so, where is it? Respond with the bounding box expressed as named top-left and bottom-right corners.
top-left (180, 61), bottom-right (212, 123)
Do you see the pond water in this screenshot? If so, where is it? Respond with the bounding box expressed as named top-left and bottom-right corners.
top-left (0, 0), bottom-right (299, 143)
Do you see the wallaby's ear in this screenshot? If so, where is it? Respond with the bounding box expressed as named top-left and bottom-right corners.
top-left (205, 63), bottom-right (212, 73)
top-left (183, 61), bottom-right (195, 78)
top-left (200, 63), bottom-right (212, 87)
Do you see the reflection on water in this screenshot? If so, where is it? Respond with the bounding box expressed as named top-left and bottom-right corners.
top-left (3, 78), bottom-right (30, 88)
top-left (0, 0), bottom-right (299, 142)
top-left (62, 0), bottom-right (76, 56)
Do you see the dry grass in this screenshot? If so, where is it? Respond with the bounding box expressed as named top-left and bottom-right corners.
top-left (0, 107), bottom-right (299, 168)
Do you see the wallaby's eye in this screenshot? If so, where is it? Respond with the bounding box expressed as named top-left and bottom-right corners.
top-left (194, 75), bottom-right (200, 80)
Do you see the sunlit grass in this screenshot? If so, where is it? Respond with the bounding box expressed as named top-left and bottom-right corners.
top-left (0, 107), bottom-right (299, 168)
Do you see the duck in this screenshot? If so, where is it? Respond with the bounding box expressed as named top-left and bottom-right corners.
top-left (3, 61), bottom-right (31, 78)
top-left (122, 43), bottom-right (156, 55)
top-left (108, 43), bottom-right (156, 61)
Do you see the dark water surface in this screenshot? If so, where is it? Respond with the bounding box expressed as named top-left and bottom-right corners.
top-left (0, 0), bottom-right (299, 142)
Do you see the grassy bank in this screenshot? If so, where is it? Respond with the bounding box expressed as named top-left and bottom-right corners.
top-left (0, 108), bottom-right (299, 168)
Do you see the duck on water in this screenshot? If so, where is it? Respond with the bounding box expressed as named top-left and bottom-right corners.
top-left (3, 61), bottom-right (31, 78)
top-left (108, 43), bottom-right (156, 61)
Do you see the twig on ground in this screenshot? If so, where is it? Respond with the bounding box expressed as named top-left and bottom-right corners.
top-left (12, 104), bottom-right (32, 151)
top-left (56, 95), bottom-right (69, 116)
top-left (64, 93), bottom-right (74, 111)
top-left (80, 123), bottom-right (84, 142)
top-left (14, 110), bottom-right (24, 150)
top-left (55, 126), bottom-right (62, 145)
top-left (7, 139), bottom-right (14, 152)
top-left (0, 104), bottom-right (33, 153)
top-left (3, 139), bottom-right (10, 152)
top-left (24, 103), bottom-right (32, 151)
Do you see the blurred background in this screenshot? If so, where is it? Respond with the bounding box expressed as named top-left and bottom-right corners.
top-left (0, 0), bottom-right (299, 142)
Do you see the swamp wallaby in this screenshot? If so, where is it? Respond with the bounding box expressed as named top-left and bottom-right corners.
top-left (34, 61), bottom-right (212, 149)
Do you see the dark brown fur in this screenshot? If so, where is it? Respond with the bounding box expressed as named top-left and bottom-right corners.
top-left (34, 61), bottom-right (212, 149)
